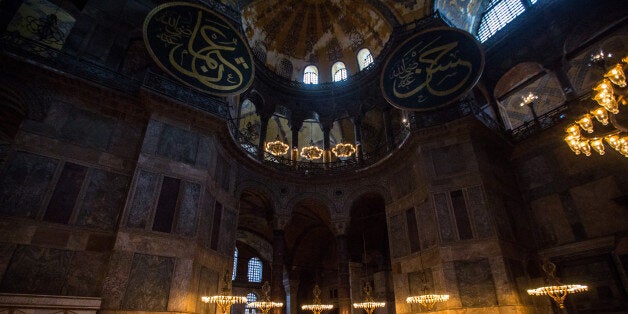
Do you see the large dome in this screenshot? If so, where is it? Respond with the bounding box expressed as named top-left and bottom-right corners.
top-left (241, 0), bottom-right (393, 81)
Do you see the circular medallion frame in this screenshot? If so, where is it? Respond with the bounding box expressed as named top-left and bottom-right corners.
top-left (143, 2), bottom-right (254, 97)
top-left (380, 27), bottom-right (484, 111)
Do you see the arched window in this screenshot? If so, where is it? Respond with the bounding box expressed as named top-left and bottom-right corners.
top-left (332, 62), bottom-right (348, 82)
top-left (247, 257), bottom-right (262, 282)
top-left (232, 247), bottom-right (238, 280)
top-left (245, 293), bottom-right (258, 314)
top-left (477, 0), bottom-right (527, 43)
top-left (303, 65), bottom-right (318, 84)
top-left (357, 48), bottom-right (373, 70)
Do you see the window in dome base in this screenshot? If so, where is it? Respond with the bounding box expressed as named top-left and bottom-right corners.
top-left (332, 61), bottom-right (348, 82)
top-left (477, 0), bottom-right (526, 43)
top-left (357, 48), bottom-right (373, 70)
top-left (303, 65), bottom-right (319, 84)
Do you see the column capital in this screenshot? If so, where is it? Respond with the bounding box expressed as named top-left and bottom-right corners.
top-left (273, 214), bottom-right (290, 230)
top-left (332, 219), bottom-right (349, 236)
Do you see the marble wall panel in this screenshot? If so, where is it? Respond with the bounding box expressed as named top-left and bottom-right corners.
top-left (168, 258), bottom-right (193, 311)
top-left (156, 124), bottom-right (199, 165)
top-left (434, 193), bottom-right (456, 243)
top-left (121, 253), bottom-right (175, 310)
top-left (199, 193), bottom-right (215, 249)
top-left (0, 243), bottom-right (17, 284)
top-left (43, 162), bottom-right (87, 224)
top-left (76, 169), bottom-right (130, 230)
top-left (197, 266), bottom-right (219, 314)
top-left (64, 251), bottom-right (109, 296)
top-left (196, 135), bottom-right (213, 169)
top-left (516, 154), bottom-right (554, 191)
top-left (59, 106), bottom-right (115, 151)
top-left (466, 186), bottom-right (494, 238)
top-left (127, 170), bottom-right (159, 228)
top-left (215, 153), bottom-right (231, 191)
top-left (570, 176), bottom-right (626, 238)
top-left (431, 143), bottom-right (468, 177)
top-left (454, 258), bottom-right (498, 307)
top-left (530, 194), bottom-right (574, 246)
top-left (175, 181), bottom-right (200, 237)
top-left (407, 269), bottom-right (433, 295)
top-left (0, 152), bottom-right (58, 218)
top-left (218, 208), bottom-right (237, 254)
top-left (109, 121), bottom-right (143, 159)
top-left (393, 167), bottom-right (416, 198)
top-left (416, 200), bottom-right (438, 249)
top-left (101, 251), bottom-right (134, 309)
top-left (0, 245), bottom-right (73, 294)
top-left (388, 213), bottom-right (409, 258)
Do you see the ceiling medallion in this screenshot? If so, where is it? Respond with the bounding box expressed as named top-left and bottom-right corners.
top-left (265, 136), bottom-right (290, 156)
top-left (564, 53), bottom-right (627, 157)
top-left (143, 2), bottom-right (254, 96)
top-left (332, 142), bottom-right (356, 158)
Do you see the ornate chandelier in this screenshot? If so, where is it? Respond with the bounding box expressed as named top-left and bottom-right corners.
top-left (301, 285), bottom-right (333, 314)
top-left (527, 259), bottom-right (588, 309)
top-left (332, 142), bottom-right (356, 158)
top-left (564, 54), bottom-right (628, 157)
top-left (527, 285), bottom-right (588, 309)
top-left (202, 272), bottom-right (247, 314)
top-left (353, 282), bottom-right (385, 314)
top-left (300, 140), bottom-right (324, 160)
top-left (406, 294), bottom-right (449, 311)
top-left (265, 136), bottom-right (290, 156)
top-left (249, 282), bottom-right (283, 314)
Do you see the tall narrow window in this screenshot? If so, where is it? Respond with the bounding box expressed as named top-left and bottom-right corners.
top-left (247, 257), bottom-right (262, 282)
top-left (245, 293), bottom-right (258, 314)
top-left (303, 65), bottom-right (318, 84)
top-left (357, 48), bottom-right (373, 70)
top-left (332, 61), bottom-right (347, 82)
top-left (477, 0), bottom-right (526, 43)
top-left (232, 247), bottom-right (238, 280)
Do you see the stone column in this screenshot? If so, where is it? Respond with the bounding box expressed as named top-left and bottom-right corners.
top-left (548, 61), bottom-right (576, 101)
top-left (382, 107), bottom-right (395, 152)
top-left (257, 112), bottom-right (271, 161)
top-left (272, 215), bottom-right (289, 314)
top-left (352, 117), bottom-right (364, 165)
top-left (322, 123), bottom-right (332, 167)
top-left (289, 120), bottom-right (303, 162)
top-left (333, 220), bottom-right (351, 314)
top-left (284, 278), bottom-right (299, 314)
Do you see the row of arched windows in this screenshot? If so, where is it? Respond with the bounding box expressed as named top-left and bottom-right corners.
top-left (302, 48), bottom-right (373, 84)
top-left (232, 248), bottom-right (263, 282)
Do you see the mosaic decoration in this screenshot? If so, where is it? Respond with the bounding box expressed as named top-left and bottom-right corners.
top-left (6, 0), bottom-right (76, 50)
top-left (143, 2), bottom-right (254, 96)
top-left (381, 27), bottom-right (484, 111)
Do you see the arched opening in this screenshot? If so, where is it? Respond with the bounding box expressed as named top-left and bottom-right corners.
top-left (303, 65), bottom-right (319, 84)
top-left (357, 48), bottom-right (373, 70)
top-left (332, 61), bottom-right (348, 82)
top-left (348, 193), bottom-right (394, 314)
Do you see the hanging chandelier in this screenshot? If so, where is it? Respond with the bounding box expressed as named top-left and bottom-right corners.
top-left (406, 294), bottom-right (449, 311)
top-left (527, 259), bottom-right (588, 309)
top-left (332, 142), bottom-right (356, 158)
top-left (249, 282), bottom-right (284, 314)
top-left (300, 140), bottom-right (324, 160)
top-left (301, 285), bottom-right (333, 314)
top-left (202, 271), bottom-right (247, 314)
top-left (564, 54), bottom-right (628, 157)
top-left (353, 282), bottom-right (385, 314)
top-left (265, 136), bottom-right (290, 156)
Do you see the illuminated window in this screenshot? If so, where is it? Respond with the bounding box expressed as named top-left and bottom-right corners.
top-left (232, 247), bottom-right (238, 280)
top-left (303, 65), bottom-right (318, 84)
top-left (245, 293), bottom-right (258, 314)
top-left (477, 0), bottom-right (526, 43)
top-left (247, 257), bottom-right (262, 282)
top-left (332, 62), bottom-right (348, 82)
top-left (357, 48), bottom-right (373, 70)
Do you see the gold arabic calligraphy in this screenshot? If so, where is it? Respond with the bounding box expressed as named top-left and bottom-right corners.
top-left (154, 9), bottom-right (249, 92)
top-left (389, 36), bottom-right (473, 101)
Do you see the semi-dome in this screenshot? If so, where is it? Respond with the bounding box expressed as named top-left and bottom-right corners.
top-left (241, 0), bottom-right (393, 81)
